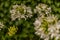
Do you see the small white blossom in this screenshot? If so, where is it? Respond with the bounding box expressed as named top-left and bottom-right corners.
top-left (34, 3), bottom-right (51, 16)
top-left (33, 19), bottom-right (41, 27)
top-left (25, 7), bottom-right (33, 18)
top-left (46, 15), bottom-right (58, 23)
top-left (0, 22), bottom-right (4, 30)
top-left (10, 4), bottom-right (33, 21)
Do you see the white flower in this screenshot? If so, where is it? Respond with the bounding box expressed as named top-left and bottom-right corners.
top-left (46, 15), bottom-right (57, 23)
top-left (34, 10), bottom-right (60, 40)
top-left (25, 7), bottom-right (33, 18)
top-left (48, 25), bottom-right (55, 33)
top-left (10, 4), bottom-right (33, 21)
top-left (34, 3), bottom-right (51, 15)
top-left (0, 22), bottom-right (4, 30)
top-left (33, 19), bottom-right (41, 27)
top-left (35, 32), bottom-right (40, 35)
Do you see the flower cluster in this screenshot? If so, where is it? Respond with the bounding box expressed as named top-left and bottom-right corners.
top-left (7, 26), bottom-right (18, 36)
top-left (34, 3), bottom-right (60, 40)
top-left (10, 4), bottom-right (32, 21)
top-left (9, 3), bottom-right (60, 40)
